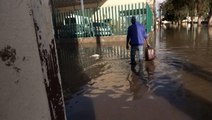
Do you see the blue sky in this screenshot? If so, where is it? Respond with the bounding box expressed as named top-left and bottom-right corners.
top-left (156, 0), bottom-right (165, 10)
top-left (156, 0), bottom-right (165, 16)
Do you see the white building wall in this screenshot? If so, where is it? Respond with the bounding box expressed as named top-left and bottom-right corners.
top-left (97, 0), bottom-right (155, 23)
top-left (0, 0), bottom-right (65, 120)
top-left (58, 0), bottom-right (154, 11)
top-left (89, 0), bottom-right (153, 24)
top-left (101, 0), bottom-right (151, 7)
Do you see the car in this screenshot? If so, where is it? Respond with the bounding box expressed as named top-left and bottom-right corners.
top-left (58, 15), bottom-right (92, 38)
top-left (92, 22), bottom-right (112, 36)
top-left (58, 24), bottom-right (86, 38)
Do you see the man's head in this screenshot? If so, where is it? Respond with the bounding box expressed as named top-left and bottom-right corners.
top-left (131, 16), bottom-right (136, 24)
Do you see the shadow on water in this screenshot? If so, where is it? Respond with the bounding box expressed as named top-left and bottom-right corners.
top-left (154, 25), bottom-right (212, 120)
top-left (65, 95), bottom-right (96, 120)
top-left (63, 36), bottom-right (104, 120)
top-left (56, 39), bottom-right (96, 120)
top-left (157, 82), bottom-right (212, 120)
top-left (157, 57), bottom-right (212, 120)
top-left (165, 56), bottom-right (212, 82)
top-left (57, 40), bottom-right (89, 100)
top-left (157, 83), bottom-right (212, 120)
top-left (56, 36), bottom-right (108, 120)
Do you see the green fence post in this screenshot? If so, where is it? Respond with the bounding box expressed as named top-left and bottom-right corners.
top-left (124, 4), bottom-right (127, 35)
top-left (108, 6), bottom-right (111, 35)
top-left (121, 5), bottom-right (124, 35)
top-left (65, 11), bottom-right (68, 37)
top-left (146, 3), bottom-right (153, 33)
top-left (90, 9), bottom-right (94, 37)
top-left (138, 3), bottom-right (141, 23)
top-left (98, 8), bottom-right (104, 31)
top-left (128, 4), bottom-right (130, 29)
top-left (118, 5), bottom-right (121, 35)
top-left (76, 10), bottom-right (80, 38)
top-left (102, 8), bottom-right (105, 20)
top-left (115, 6), bottom-right (118, 35)
top-left (131, 3), bottom-right (135, 31)
top-left (135, 3), bottom-right (137, 17)
top-left (111, 6), bottom-right (114, 34)
top-left (142, 3), bottom-right (145, 25)
top-left (85, 8), bottom-right (88, 37)
top-left (107, 7), bottom-right (110, 21)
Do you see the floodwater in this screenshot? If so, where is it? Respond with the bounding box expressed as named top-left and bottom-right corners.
top-left (57, 24), bottom-right (212, 120)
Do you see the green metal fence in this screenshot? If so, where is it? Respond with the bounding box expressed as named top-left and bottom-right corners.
top-left (54, 2), bottom-right (153, 39)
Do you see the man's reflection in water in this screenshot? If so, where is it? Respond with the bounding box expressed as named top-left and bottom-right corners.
top-left (128, 64), bottom-right (143, 100)
top-left (144, 61), bottom-right (156, 95)
top-left (128, 61), bottom-right (155, 100)
top-left (209, 27), bottom-right (212, 40)
top-left (145, 61), bottom-right (155, 83)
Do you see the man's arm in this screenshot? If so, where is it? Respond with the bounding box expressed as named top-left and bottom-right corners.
top-left (145, 38), bottom-right (150, 47)
top-left (143, 26), bottom-right (150, 47)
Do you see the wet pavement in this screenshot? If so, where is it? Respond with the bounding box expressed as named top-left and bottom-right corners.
top-left (57, 24), bottom-right (212, 120)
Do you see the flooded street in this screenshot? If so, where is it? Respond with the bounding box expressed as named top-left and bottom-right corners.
top-left (57, 25), bottom-right (212, 120)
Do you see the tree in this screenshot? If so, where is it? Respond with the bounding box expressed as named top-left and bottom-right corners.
top-left (162, 0), bottom-right (188, 24)
top-left (161, 0), bottom-right (175, 21)
top-left (196, 0), bottom-right (210, 25)
top-left (162, 0), bottom-right (211, 26)
top-left (173, 0), bottom-right (188, 24)
top-left (184, 0), bottom-right (196, 25)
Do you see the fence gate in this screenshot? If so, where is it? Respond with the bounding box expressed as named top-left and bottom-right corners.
top-left (53, 2), bottom-right (153, 39)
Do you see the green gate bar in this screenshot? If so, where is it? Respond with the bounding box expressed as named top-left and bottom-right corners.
top-left (54, 2), bottom-right (153, 39)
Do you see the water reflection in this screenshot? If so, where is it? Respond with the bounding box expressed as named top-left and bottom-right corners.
top-left (127, 61), bottom-right (156, 100)
top-left (57, 41), bottom-right (130, 99)
top-left (57, 25), bottom-right (212, 120)
top-left (57, 41), bottom-right (91, 100)
top-left (209, 27), bottom-right (212, 40)
top-left (145, 61), bottom-right (155, 81)
top-left (155, 25), bottom-right (212, 120)
top-left (128, 64), bottom-right (145, 100)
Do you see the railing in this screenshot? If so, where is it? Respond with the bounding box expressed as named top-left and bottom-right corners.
top-left (54, 2), bottom-right (153, 39)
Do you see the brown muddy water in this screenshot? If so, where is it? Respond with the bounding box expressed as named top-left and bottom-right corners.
top-left (57, 25), bottom-right (212, 120)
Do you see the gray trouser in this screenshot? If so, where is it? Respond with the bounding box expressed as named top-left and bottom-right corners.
top-left (130, 45), bottom-right (143, 63)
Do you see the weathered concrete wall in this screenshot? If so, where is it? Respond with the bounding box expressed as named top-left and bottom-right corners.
top-left (0, 0), bottom-right (66, 120)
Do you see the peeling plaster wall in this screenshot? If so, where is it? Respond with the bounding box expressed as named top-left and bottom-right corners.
top-left (0, 0), bottom-right (65, 120)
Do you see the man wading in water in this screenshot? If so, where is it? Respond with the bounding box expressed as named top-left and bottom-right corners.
top-left (126, 16), bottom-right (149, 65)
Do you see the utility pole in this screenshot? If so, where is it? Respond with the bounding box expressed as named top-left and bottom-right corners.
top-left (50, 0), bottom-right (58, 39)
top-left (153, 0), bottom-right (156, 31)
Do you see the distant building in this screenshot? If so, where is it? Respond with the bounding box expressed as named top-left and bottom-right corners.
top-left (55, 0), bottom-right (155, 12)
